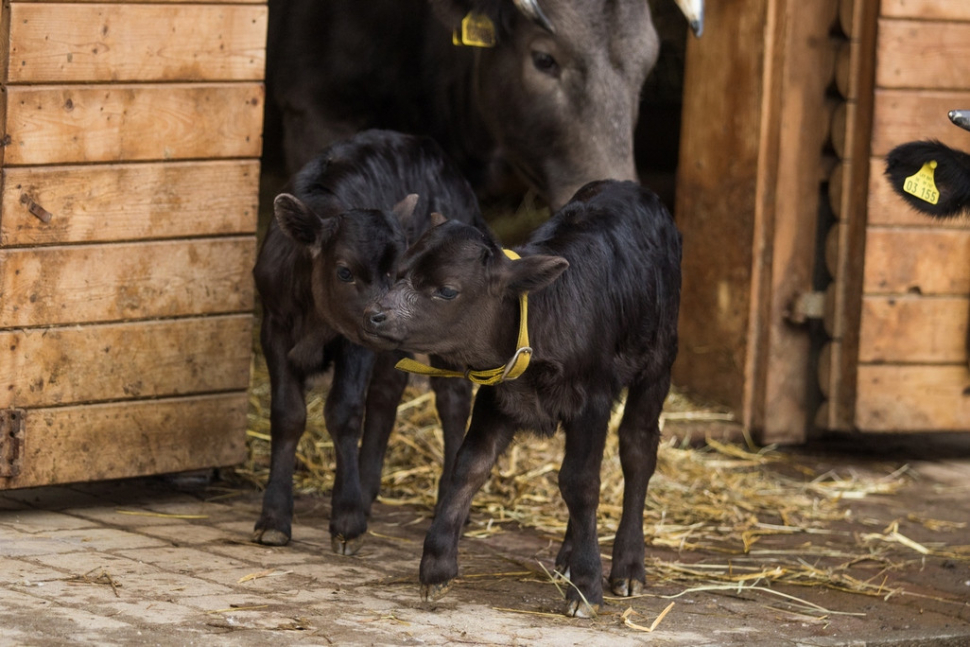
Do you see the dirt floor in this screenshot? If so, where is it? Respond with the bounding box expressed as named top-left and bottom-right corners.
top-left (2, 431), bottom-right (969, 646)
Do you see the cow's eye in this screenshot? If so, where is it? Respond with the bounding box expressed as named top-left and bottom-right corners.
top-left (336, 266), bottom-right (354, 283)
top-left (436, 287), bottom-right (459, 300)
top-left (531, 50), bottom-right (560, 76)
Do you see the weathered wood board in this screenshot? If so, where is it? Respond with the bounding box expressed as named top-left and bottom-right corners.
top-left (875, 19), bottom-right (970, 90)
top-left (0, 0), bottom-right (264, 488)
top-left (1, 161), bottom-right (259, 246)
top-left (859, 296), bottom-right (968, 364)
top-left (863, 228), bottom-right (970, 295)
top-left (3, 84), bottom-right (264, 165)
top-left (856, 365), bottom-right (970, 432)
top-left (0, 238), bottom-right (256, 326)
top-left (2, 394), bottom-right (249, 490)
top-left (7, 4), bottom-right (267, 83)
top-left (0, 315), bottom-right (253, 409)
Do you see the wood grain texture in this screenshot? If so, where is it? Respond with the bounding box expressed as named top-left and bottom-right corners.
top-left (0, 314), bottom-right (252, 408)
top-left (3, 83), bottom-right (264, 165)
top-left (880, 0), bottom-right (970, 21)
top-left (0, 237), bottom-right (256, 326)
top-left (1, 161), bottom-right (260, 245)
top-left (871, 89), bottom-right (970, 157)
top-left (14, 0), bottom-right (264, 4)
top-left (7, 4), bottom-right (267, 83)
top-left (0, 394), bottom-right (248, 489)
top-left (859, 295), bottom-right (968, 363)
top-left (855, 365), bottom-right (970, 431)
top-left (875, 19), bottom-right (970, 90)
top-left (863, 228), bottom-right (970, 295)
top-left (673, 0), bottom-right (768, 415)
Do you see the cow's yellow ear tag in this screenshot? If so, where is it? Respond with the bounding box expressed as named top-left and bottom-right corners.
top-left (453, 12), bottom-right (496, 48)
top-left (903, 160), bottom-right (940, 205)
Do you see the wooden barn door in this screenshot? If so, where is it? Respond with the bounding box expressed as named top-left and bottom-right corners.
top-left (0, 1), bottom-right (267, 487)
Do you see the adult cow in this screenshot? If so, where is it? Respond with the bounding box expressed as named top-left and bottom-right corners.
top-left (266, 0), bottom-right (704, 210)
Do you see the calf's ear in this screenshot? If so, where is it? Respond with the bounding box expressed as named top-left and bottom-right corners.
top-left (274, 193), bottom-right (338, 255)
top-left (500, 254), bottom-right (569, 294)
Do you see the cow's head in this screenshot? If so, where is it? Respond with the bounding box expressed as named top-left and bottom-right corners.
top-left (363, 219), bottom-right (568, 365)
top-left (274, 192), bottom-right (419, 344)
top-left (432, 0), bottom-right (703, 210)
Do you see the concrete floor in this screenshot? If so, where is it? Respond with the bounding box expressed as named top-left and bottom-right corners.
top-left (1, 435), bottom-right (970, 647)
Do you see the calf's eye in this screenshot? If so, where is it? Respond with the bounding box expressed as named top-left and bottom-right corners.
top-left (436, 287), bottom-right (459, 300)
top-left (531, 50), bottom-right (560, 76)
top-left (336, 267), bottom-right (353, 283)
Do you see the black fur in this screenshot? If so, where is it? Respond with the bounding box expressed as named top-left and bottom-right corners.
top-left (364, 179), bottom-right (682, 615)
top-left (253, 129), bottom-right (485, 552)
top-left (885, 140), bottom-right (970, 218)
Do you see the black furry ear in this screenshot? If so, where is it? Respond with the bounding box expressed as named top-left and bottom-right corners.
top-left (274, 193), bottom-right (339, 254)
top-left (884, 140), bottom-right (970, 219)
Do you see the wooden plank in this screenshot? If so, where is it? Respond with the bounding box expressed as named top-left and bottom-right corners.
top-left (855, 365), bottom-right (970, 431)
top-left (673, 0), bottom-right (768, 415)
top-left (826, 0), bottom-right (880, 431)
top-left (3, 83), bottom-right (264, 165)
top-left (748, 0), bottom-right (840, 444)
top-left (867, 157), bottom-right (970, 228)
top-left (15, 0), bottom-right (264, 4)
top-left (863, 228), bottom-right (970, 295)
top-left (875, 19), bottom-right (970, 90)
top-left (859, 295), bottom-right (968, 363)
top-left (7, 4), bottom-right (267, 84)
top-left (0, 314), bottom-right (252, 408)
top-left (1, 161), bottom-right (259, 246)
top-left (871, 89), bottom-right (970, 157)
top-left (0, 237), bottom-right (256, 327)
top-left (880, 0), bottom-right (970, 21)
top-left (0, 393), bottom-right (248, 490)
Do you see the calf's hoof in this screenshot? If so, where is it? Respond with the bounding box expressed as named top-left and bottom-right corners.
top-left (252, 527), bottom-right (290, 546)
top-left (565, 598), bottom-right (599, 618)
top-left (331, 533), bottom-right (364, 556)
top-left (610, 577), bottom-right (644, 597)
top-left (420, 580), bottom-right (452, 603)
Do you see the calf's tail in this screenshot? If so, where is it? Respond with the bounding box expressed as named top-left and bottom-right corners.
top-left (884, 140), bottom-right (970, 218)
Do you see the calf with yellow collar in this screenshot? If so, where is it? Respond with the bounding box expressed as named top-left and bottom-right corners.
top-left (363, 179), bottom-right (682, 616)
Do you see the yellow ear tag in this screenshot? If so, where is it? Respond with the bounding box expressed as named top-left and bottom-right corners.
top-left (452, 12), bottom-right (496, 48)
top-left (903, 160), bottom-right (940, 205)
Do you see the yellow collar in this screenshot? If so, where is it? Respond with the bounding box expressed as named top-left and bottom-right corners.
top-left (394, 249), bottom-right (532, 385)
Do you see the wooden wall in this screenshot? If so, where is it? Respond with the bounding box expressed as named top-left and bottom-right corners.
top-left (852, 0), bottom-right (970, 431)
top-left (0, 0), bottom-right (267, 487)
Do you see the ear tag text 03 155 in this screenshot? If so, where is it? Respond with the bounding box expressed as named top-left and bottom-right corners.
top-left (903, 160), bottom-right (940, 205)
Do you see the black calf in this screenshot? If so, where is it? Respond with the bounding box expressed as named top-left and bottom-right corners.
top-left (363, 179), bottom-right (682, 616)
top-left (253, 129), bottom-right (483, 553)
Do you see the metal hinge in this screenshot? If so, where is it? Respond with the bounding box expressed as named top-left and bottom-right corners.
top-left (786, 291), bottom-right (826, 325)
top-left (0, 409), bottom-right (26, 478)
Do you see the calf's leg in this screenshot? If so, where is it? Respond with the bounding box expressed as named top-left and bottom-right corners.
top-left (429, 355), bottom-right (473, 509)
top-left (358, 351), bottom-right (410, 516)
top-left (558, 400), bottom-right (611, 617)
top-left (254, 322), bottom-right (307, 546)
top-left (609, 375), bottom-right (668, 596)
top-left (420, 389), bottom-right (516, 601)
top-left (325, 343), bottom-right (375, 555)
